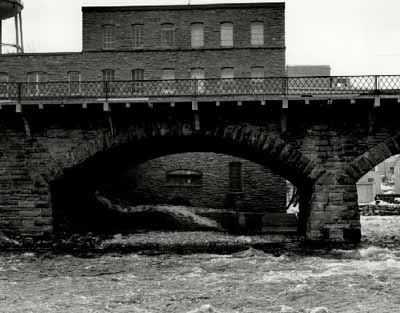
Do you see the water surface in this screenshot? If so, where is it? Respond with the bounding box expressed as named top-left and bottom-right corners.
top-left (0, 216), bottom-right (399, 313)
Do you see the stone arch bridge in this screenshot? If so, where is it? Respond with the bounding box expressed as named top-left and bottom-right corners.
top-left (1, 75), bottom-right (400, 243)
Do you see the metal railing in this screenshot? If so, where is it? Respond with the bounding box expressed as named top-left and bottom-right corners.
top-left (1, 75), bottom-right (400, 101)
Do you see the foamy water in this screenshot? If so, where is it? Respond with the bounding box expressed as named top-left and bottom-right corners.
top-left (0, 216), bottom-right (400, 313)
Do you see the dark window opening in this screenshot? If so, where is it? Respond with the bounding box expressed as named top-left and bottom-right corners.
top-left (166, 169), bottom-right (203, 187)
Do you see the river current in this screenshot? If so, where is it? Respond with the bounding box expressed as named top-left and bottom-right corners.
top-left (1, 216), bottom-right (400, 313)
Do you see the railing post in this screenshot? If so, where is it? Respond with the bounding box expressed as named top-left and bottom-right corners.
top-left (17, 82), bottom-right (22, 102)
top-left (194, 79), bottom-right (198, 97)
top-left (282, 77), bottom-right (288, 96)
top-left (105, 80), bottom-right (109, 101)
top-left (374, 75), bottom-right (379, 94)
top-left (330, 76), bottom-right (333, 96)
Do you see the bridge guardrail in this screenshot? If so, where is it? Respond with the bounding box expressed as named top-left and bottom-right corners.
top-left (1, 75), bottom-right (400, 101)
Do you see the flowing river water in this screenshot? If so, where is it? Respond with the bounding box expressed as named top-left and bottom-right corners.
top-left (1, 216), bottom-right (400, 313)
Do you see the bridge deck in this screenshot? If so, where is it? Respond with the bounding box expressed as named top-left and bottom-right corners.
top-left (1, 75), bottom-right (400, 108)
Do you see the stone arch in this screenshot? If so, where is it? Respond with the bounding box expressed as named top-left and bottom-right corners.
top-left (26, 123), bottom-right (326, 238)
top-left (34, 123), bottom-right (322, 187)
top-left (304, 132), bottom-right (400, 244)
top-left (344, 132), bottom-right (400, 183)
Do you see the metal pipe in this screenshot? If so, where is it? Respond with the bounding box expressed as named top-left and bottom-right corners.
top-left (14, 15), bottom-right (19, 53)
top-left (0, 19), bottom-right (2, 54)
top-left (19, 12), bottom-right (23, 53)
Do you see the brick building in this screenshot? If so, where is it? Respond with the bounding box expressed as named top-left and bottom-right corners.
top-left (0, 3), bottom-right (285, 81)
top-left (0, 3), bottom-right (290, 230)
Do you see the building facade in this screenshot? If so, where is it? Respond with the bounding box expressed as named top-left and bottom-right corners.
top-left (99, 152), bottom-right (287, 212)
top-left (0, 3), bottom-right (289, 230)
top-left (0, 3), bottom-right (285, 82)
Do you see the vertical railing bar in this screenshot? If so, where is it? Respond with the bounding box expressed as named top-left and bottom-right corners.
top-left (17, 82), bottom-right (22, 102)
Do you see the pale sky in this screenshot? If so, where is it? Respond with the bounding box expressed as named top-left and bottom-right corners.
top-left (2, 0), bottom-right (400, 75)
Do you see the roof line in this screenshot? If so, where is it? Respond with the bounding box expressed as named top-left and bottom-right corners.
top-left (82, 2), bottom-right (284, 12)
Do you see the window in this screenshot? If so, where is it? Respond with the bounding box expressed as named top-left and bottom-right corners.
top-left (102, 69), bottom-right (115, 94)
top-left (251, 22), bottom-right (264, 46)
top-left (251, 67), bottom-right (264, 78)
top-left (103, 25), bottom-right (115, 49)
top-left (221, 67), bottom-right (234, 79)
top-left (0, 72), bottom-right (8, 97)
top-left (68, 71), bottom-right (81, 95)
top-left (161, 68), bottom-right (175, 95)
top-left (132, 69), bottom-right (144, 81)
top-left (191, 23), bottom-right (204, 48)
top-left (229, 162), bottom-right (242, 192)
top-left (132, 24), bottom-right (143, 48)
top-left (251, 67), bottom-right (264, 93)
top-left (221, 67), bottom-right (234, 93)
top-left (191, 68), bottom-right (205, 94)
top-left (161, 23), bottom-right (175, 47)
top-left (162, 68), bottom-right (175, 80)
top-left (27, 72), bottom-right (47, 96)
top-left (102, 69), bottom-right (115, 82)
top-left (220, 22), bottom-right (233, 47)
top-left (132, 69), bottom-right (144, 94)
top-left (191, 68), bottom-right (205, 80)
top-left (166, 170), bottom-right (203, 187)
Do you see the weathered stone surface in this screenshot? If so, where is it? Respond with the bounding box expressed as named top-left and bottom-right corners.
top-left (1, 95), bottom-right (400, 245)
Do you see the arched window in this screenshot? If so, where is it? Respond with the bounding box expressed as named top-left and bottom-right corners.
top-left (161, 68), bottom-right (175, 95)
top-left (251, 22), bottom-right (264, 46)
top-left (191, 68), bottom-right (205, 94)
top-left (68, 71), bottom-right (81, 95)
top-left (251, 67), bottom-right (264, 93)
top-left (102, 69), bottom-right (115, 81)
top-left (161, 23), bottom-right (175, 47)
top-left (27, 72), bottom-right (47, 96)
top-left (162, 68), bottom-right (175, 80)
top-left (103, 24), bottom-right (115, 49)
top-left (251, 67), bottom-right (264, 79)
top-left (191, 23), bottom-right (204, 48)
top-left (102, 69), bottom-right (115, 93)
top-left (132, 69), bottom-right (144, 94)
top-left (0, 72), bottom-right (9, 97)
top-left (220, 22), bottom-right (233, 47)
top-left (221, 67), bottom-right (234, 79)
top-left (132, 24), bottom-right (144, 48)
